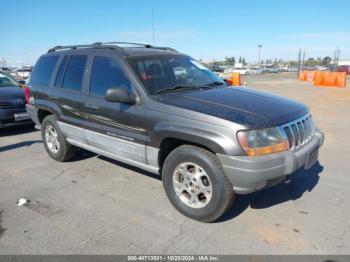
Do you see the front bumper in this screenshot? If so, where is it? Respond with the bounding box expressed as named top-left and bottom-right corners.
top-left (0, 107), bottom-right (32, 128)
top-left (26, 104), bottom-right (41, 126)
top-left (218, 130), bottom-right (324, 194)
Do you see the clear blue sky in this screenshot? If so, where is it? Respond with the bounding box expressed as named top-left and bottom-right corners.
top-left (2, 0), bottom-right (349, 66)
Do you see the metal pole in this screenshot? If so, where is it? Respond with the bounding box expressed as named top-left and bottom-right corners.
top-left (302, 49), bottom-right (305, 70)
top-left (336, 48), bottom-right (340, 66)
top-left (258, 45), bottom-right (262, 65)
top-left (298, 49), bottom-right (302, 73)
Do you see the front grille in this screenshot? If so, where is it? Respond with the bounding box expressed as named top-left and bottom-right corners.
top-left (281, 114), bottom-right (315, 150)
top-left (0, 101), bottom-right (16, 109)
top-left (0, 101), bottom-right (25, 109)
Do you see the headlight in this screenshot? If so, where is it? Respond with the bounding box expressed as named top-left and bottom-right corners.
top-left (237, 127), bottom-right (289, 156)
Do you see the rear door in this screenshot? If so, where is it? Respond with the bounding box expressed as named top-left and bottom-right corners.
top-left (50, 52), bottom-right (90, 144)
top-left (81, 51), bottom-right (148, 165)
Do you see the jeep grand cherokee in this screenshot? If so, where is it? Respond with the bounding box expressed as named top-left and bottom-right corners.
top-left (26, 42), bottom-right (324, 222)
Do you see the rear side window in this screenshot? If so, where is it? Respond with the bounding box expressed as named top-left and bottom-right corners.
top-left (54, 56), bottom-right (68, 87)
top-left (30, 56), bottom-right (59, 85)
top-left (90, 56), bottom-right (131, 97)
top-left (62, 55), bottom-right (87, 91)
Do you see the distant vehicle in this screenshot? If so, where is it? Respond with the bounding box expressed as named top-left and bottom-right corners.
top-left (16, 68), bottom-right (32, 79)
top-left (315, 66), bottom-right (328, 71)
top-left (224, 67), bottom-right (253, 75)
top-left (0, 72), bottom-right (32, 128)
top-left (249, 67), bottom-right (263, 74)
top-left (262, 66), bottom-right (281, 73)
top-left (336, 65), bottom-right (350, 75)
top-left (208, 65), bottom-right (224, 73)
top-left (278, 65), bottom-right (289, 72)
top-left (1, 67), bottom-right (12, 72)
top-left (303, 66), bottom-right (318, 71)
top-left (288, 67), bottom-right (298, 72)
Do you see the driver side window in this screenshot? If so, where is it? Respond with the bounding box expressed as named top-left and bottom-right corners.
top-left (90, 56), bottom-right (132, 97)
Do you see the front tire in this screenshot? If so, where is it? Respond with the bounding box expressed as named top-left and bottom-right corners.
top-left (41, 115), bottom-right (76, 162)
top-left (162, 145), bottom-right (235, 222)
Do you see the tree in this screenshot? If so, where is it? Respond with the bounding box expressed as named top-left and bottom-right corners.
top-left (289, 61), bottom-right (298, 66)
top-left (242, 57), bottom-right (246, 65)
top-left (322, 56), bottom-right (332, 66)
top-left (305, 57), bottom-right (318, 67)
top-left (238, 56), bottom-right (242, 63)
top-left (317, 57), bottom-right (322, 65)
top-left (225, 56), bottom-right (235, 66)
top-left (260, 59), bottom-right (264, 64)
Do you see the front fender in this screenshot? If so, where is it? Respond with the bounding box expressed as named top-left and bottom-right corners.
top-left (149, 122), bottom-right (240, 155)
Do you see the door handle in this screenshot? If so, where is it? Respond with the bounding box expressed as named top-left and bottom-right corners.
top-left (85, 104), bottom-right (99, 110)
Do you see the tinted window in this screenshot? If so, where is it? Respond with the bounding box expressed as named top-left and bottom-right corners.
top-left (54, 56), bottom-right (68, 87)
top-left (30, 56), bottom-right (59, 85)
top-left (90, 56), bottom-right (131, 97)
top-left (62, 55), bottom-right (87, 91)
top-left (0, 73), bottom-right (18, 87)
top-left (127, 55), bottom-right (224, 94)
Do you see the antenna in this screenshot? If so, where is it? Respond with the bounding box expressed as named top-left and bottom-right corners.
top-left (151, 8), bottom-right (155, 45)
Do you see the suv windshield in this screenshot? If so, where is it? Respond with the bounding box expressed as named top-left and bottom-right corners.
top-left (0, 73), bottom-right (18, 87)
top-left (127, 55), bottom-right (225, 95)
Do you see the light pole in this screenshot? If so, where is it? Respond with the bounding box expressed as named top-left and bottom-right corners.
top-left (257, 45), bottom-right (262, 65)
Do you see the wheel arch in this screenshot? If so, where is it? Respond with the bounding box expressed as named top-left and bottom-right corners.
top-left (35, 100), bottom-right (62, 124)
top-left (150, 123), bottom-right (234, 169)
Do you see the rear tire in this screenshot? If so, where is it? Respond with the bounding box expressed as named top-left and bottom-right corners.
top-left (162, 145), bottom-right (235, 222)
top-left (41, 115), bottom-right (76, 162)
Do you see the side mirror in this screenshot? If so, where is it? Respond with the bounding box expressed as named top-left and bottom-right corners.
top-left (18, 80), bottom-right (26, 88)
top-left (105, 87), bottom-right (136, 104)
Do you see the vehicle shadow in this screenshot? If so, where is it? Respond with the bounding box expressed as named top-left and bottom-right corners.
top-left (216, 162), bottom-right (323, 222)
top-left (98, 155), bottom-right (162, 181)
top-left (0, 140), bottom-right (42, 153)
top-left (0, 124), bottom-right (36, 137)
top-left (68, 149), bottom-right (97, 162)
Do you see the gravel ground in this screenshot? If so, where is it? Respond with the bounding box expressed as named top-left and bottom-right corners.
top-left (0, 73), bottom-right (349, 254)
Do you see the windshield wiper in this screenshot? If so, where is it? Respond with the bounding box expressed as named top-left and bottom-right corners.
top-left (156, 85), bottom-right (201, 94)
top-left (203, 81), bottom-right (226, 87)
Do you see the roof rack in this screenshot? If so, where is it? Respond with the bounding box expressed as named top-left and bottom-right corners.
top-left (93, 42), bottom-right (154, 48)
top-left (47, 43), bottom-right (122, 53)
top-left (93, 42), bottom-right (178, 52)
top-left (48, 42), bottom-right (178, 53)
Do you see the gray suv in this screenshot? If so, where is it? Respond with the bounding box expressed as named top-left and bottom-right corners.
top-left (26, 42), bottom-right (324, 222)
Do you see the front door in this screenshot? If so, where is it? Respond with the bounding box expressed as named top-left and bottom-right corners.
top-left (81, 52), bottom-right (148, 165)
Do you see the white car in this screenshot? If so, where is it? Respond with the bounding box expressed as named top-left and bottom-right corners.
top-left (224, 67), bottom-right (253, 75)
top-left (262, 66), bottom-right (281, 73)
top-left (249, 67), bottom-right (263, 74)
top-left (16, 68), bottom-right (32, 79)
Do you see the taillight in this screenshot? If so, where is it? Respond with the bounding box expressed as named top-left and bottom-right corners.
top-left (24, 86), bottom-right (30, 104)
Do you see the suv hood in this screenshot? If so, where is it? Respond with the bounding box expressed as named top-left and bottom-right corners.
top-left (158, 87), bottom-right (308, 129)
top-left (0, 86), bottom-right (26, 103)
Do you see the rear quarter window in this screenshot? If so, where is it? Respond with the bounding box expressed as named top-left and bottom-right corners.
top-left (30, 56), bottom-right (59, 85)
top-left (62, 55), bottom-right (87, 91)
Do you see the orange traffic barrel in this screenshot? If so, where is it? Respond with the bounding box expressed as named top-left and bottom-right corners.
top-left (306, 71), bottom-right (316, 81)
top-left (335, 72), bottom-right (347, 88)
top-left (323, 72), bottom-right (336, 86)
top-left (299, 71), bottom-right (307, 81)
top-left (230, 72), bottom-right (241, 86)
top-left (313, 71), bottom-right (324, 86)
